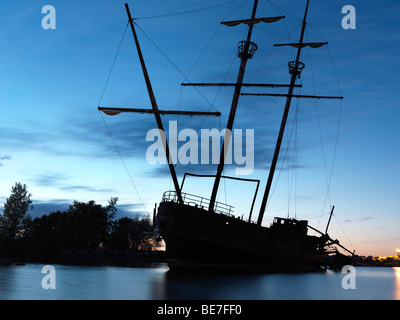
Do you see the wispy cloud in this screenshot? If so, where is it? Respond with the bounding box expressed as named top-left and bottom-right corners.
top-left (342, 217), bottom-right (372, 224)
top-left (33, 173), bottom-right (70, 187)
top-left (60, 185), bottom-right (113, 193)
top-left (32, 172), bottom-right (114, 194)
top-left (30, 199), bottom-right (146, 219)
top-left (0, 155), bottom-right (11, 167)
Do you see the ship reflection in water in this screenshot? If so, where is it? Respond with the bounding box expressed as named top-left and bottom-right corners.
top-left (157, 267), bottom-right (400, 300)
top-left (0, 264), bottom-right (399, 300)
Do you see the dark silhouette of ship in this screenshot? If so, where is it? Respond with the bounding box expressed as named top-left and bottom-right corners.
top-left (99, 1), bottom-right (354, 272)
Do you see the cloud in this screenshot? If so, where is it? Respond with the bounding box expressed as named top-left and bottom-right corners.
top-left (0, 155), bottom-right (11, 167)
top-left (59, 185), bottom-right (113, 193)
top-left (117, 109), bottom-right (318, 179)
top-left (29, 199), bottom-right (147, 220)
top-left (8, 114), bottom-right (157, 160)
top-left (33, 173), bottom-right (70, 187)
top-left (342, 217), bottom-right (372, 224)
top-left (31, 172), bottom-right (115, 195)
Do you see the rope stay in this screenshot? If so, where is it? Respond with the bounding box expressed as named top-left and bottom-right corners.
top-left (98, 111), bottom-right (149, 215)
top-left (98, 22), bottom-right (129, 107)
top-left (255, 1), bottom-right (345, 229)
top-left (133, 0), bottom-right (242, 20)
top-left (97, 23), bottom-right (149, 215)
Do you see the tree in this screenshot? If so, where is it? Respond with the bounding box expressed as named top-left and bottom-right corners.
top-left (64, 197), bottom-right (118, 249)
top-left (110, 215), bottom-right (154, 251)
top-left (0, 182), bottom-right (33, 239)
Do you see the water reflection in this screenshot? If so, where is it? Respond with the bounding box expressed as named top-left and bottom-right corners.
top-left (152, 269), bottom-right (359, 300)
top-left (152, 271), bottom-right (267, 300)
top-left (394, 267), bottom-right (400, 300)
top-left (1, 264), bottom-right (399, 300)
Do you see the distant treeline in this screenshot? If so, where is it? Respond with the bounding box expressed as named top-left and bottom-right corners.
top-left (0, 183), bottom-right (157, 261)
top-left (354, 255), bottom-right (400, 268)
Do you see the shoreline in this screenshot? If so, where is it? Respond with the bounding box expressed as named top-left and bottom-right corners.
top-left (2, 254), bottom-right (400, 269)
top-left (0, 249), bottom-right (167, 268)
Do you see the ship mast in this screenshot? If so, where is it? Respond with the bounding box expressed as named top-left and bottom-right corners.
top-left (208, 0), bottom-right (284, 212)
top-left (100, 4), bottom-right (223, 205)
top-left (257, 0), bottom-right (311, 225)
top-left (208, 0), bottom-right (260, 212)
top-left (228, 0), bottom-right (341, 225)
top-left (123, 4), bottom-right (185, 204)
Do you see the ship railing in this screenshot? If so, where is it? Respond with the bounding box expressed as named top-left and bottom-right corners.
top-left (162, 190), bottom-right (234, 216)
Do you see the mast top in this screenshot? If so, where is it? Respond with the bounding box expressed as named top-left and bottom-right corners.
top-left (237, 41), bottom-right (258, 59)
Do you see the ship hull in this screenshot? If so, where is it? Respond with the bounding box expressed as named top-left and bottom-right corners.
top-left (155, 200), bottom-right (329, 273)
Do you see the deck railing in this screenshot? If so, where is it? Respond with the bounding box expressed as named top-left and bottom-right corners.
top-left (162, 191), bottom-right (234, 216)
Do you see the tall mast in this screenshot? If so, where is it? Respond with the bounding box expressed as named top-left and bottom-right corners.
top-left (208, 0), bottom-right (260, 212)
top-left (257, 0), bottom-right (311, 225)
top-left (125, 3), bottom-right (183, 204)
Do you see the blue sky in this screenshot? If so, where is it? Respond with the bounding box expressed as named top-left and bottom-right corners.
top-left (0, 0), bottom-right (399, 256)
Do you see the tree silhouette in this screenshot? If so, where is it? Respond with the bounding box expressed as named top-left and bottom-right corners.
top-left (110, 216), bottom-right (153, 250)
top-left (58, 198), bottom-right (118, 249)
top-left (0, 182), bottom-right (33, 240)
top-left (0, 189), bottom-right (158, 261)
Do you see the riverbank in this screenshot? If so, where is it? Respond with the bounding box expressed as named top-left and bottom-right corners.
top-left (0, 249), bottom-right (166, 267)
top-left (3, 252), bottom-right (400, 269)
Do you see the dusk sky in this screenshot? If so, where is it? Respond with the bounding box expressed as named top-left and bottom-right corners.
top-left (0, 0), bottom-right (399, 257)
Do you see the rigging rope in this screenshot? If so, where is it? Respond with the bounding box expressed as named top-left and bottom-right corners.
top-left (133, 21), bottom-right (220, 114)
top-left (305, 27), bottom-right (344, 229)
top-left (257, 1), bottom-right (346, 240)
top-left (333, 213), bottom-right (355, 253)
top-left (265, 0), bottom-right (303, 22)
top-left (133, 0), bottom-right (250, 115)
top-left (299, 28), bottom-right (348, 248)
top-left (97, 22), bottom-right (149, 215)
top-left (248, 21), bottom-right (301, 82)
top-left (132, 0), bottom-right (248, 204)
top-left (183, 0), bottom-right (249, 81)
top-left (99, 112), bottom-right (149, 215)
top-left (98, 22), bottom-right (129, 106)
top-left (264, 88), bottom-right (302, 213)
top-left (305, 32), bottom-right (333, 218)
top-left (259, 3), bottom-right (343, 226)
top-left (133, 0), bottom-right (241, 20)
top-left (300, 27), bottom-right (350, 250)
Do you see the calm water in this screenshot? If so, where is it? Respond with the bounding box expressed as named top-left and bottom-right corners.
top-left (0, 263), bottom-right (399, 300)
